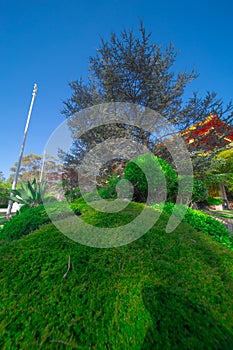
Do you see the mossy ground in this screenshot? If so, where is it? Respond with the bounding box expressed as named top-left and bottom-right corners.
top-left (0, 200), bottom-right (233, 349)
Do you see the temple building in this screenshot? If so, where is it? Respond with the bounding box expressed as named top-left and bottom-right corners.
top-left (181, 114), bottom-right (233, 152)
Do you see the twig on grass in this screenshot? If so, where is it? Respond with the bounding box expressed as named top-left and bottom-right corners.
top-left (51, 339), bottom-right (81, 348)
top-left (63, 255), bottom-right (71, 279)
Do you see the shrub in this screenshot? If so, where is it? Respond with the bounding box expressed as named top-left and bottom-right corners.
top-left (124, 154), bottom-right (178, 203)
top-left (18, 204), bottom-right (31, 214)
top-left (206, 197), bottom-right (223, 206)
top-left (98, 175), bottom-right (122, 199)
top-left (191, 178), bottom-right (208, 203)
top-left (0, 202), bottom-right (81, 242)
top-left (151, 202), bottom-right (233, 250)
top-left (0, 205), bottom-right (50, 241)
top-left (64, 185), bottom-right (82, 202)
top-left (0, 180), bottom-right (11, 205)
top-left (184, 208), bottom-right (232, 248)
top-left (0, 204), bottom-right (7, 208)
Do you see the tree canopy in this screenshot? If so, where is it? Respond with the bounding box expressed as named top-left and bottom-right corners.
top-left (63, 23), bottom-right (233, 126)
top-left (61, 23), bottom-right (233, 186)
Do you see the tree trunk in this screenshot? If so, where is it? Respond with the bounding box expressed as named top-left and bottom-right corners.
top-left (219, 184), bottom-right (230, 210)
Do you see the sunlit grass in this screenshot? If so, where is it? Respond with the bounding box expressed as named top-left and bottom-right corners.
top-left (0, 199), bottom-right (233, 348)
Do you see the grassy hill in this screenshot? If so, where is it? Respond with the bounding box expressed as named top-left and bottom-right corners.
top-left (0, 200), bottom-right (233, 349)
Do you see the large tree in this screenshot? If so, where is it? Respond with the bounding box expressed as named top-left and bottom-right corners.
top-left (61, 23), bottom-right (233, 184)
top-left (63, 25), bottom-right (197, 120)
top-left (63, 23), bottom-right (232, 124)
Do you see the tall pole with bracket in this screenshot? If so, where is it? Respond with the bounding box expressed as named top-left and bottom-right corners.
top-left (6, 84), bottom-right (38, 218)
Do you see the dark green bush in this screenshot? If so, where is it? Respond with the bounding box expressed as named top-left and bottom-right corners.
top-left (0, 180), bottom-right (11, 205)
top-left (0, 204), bottom-right (7, 208)
top-left (0, 202), bottom-right (81, 242)
top-left (124, 154), bottom-right (178, 203)
top-left (151, 202), bottom-right (233, 250)
top-left (98, 175), bottom-right (122, 199)
top-left (65, 185), bottom-right (82, 202)
top-left (192, 178), bottom-right (208, 203)
top-left (0, 205), bottom-right (50, 241)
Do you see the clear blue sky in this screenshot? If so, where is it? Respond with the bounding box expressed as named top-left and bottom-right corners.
top-left (1, 0), bottom-right (233, 179)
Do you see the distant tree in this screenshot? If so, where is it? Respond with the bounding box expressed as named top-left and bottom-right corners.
top-left (192, 144), bottom-right (233, 207)
top-left (211, 147), bottom-right (233, 174)
top-left (0, 171), bottom-right (5, 182)
top-left (0, 180), bottom-right (11, 205)
top-left (9, 153), bottom-right (41, 183)
top-left (9, 153), bottom-right (62, 185)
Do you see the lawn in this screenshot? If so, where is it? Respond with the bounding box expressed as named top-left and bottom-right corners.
top-left (0, 200), bottom-right (233, 349)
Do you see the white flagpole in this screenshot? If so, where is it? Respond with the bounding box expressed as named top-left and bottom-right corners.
top-left (39, 150), bottom-right (46, 183)
top-left (7, 84), bottom-right (38, 218)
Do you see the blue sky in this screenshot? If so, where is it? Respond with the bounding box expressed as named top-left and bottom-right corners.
top-left (1, 0), bottom-right (233, 178)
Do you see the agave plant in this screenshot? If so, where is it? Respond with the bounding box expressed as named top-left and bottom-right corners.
top-left (0, 178), bottom-right (47, 207)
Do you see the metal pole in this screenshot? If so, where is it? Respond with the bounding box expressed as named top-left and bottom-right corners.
top-left (39, 150), bottom-right (46, 183)
top-left (6, 84), bottom-right (38, 218)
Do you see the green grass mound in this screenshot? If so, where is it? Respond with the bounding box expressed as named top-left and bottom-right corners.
top-left (151, 202), bottom-right (233, 251)
top-left (0, 200), bottom-right (233, 349)
top-left (0, 202), bottom-right (81, 242)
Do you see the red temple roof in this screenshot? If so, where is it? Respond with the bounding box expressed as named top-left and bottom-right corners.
top-left (181, 114), bottom-right (233, 150)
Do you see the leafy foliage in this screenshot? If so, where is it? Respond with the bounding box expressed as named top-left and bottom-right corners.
top-left (0, 180), bottom-right (11, 205)
top-left (210, 147), bottom-right (233, 174)
top-left (191, 178), bottom-right (208, 203)
top-left (0, 204), bottom-right (7, 208)
top-left (64, 183), bottom-right (82, 202)
top-left (206, 197), bottom-right (223, 206)
top-left (0, 178), bottom-right (47, 207)
top-left (124, 154), bottom-right (178, 203)
top-left (97, 175), bottom-right (121, 199)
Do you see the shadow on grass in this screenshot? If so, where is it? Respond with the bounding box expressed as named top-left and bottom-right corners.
top-left (141, 285), bottom-right (233, 350)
